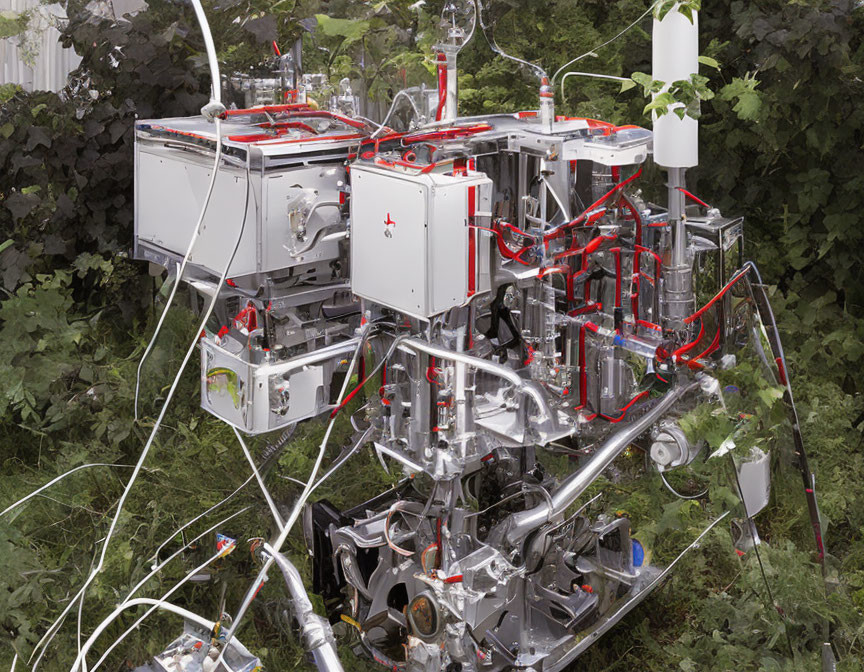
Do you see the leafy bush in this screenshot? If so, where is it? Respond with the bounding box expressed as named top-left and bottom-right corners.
top-left (1, 1), bottom-right (862, 670)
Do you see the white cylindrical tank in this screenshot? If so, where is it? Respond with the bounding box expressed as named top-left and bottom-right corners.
top-left (652, 6), bottom-right (699, 168)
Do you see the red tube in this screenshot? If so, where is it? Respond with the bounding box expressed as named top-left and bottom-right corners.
top-left (435, 53), bottom-right (447, 122)
top-left (672, 318), bottom-right (705, 363)
top-left (538, 265), bottom-right (569, 279)
top-left (402, 124), bottom-right (492, 145)
top-left (676, 187), bottom-right (711, 209)
top-left (221, 103), bottom-right (310, 117)
top-left (600, 390), bottom-right (650, 423)
top-left (467, 183), bottom-right (476, 297)
top-left (544, 167), bottom-right (643, 244)
top-left (685, 266), bottom-right (751, 325)
top-left (554, 233), bottom-right (616, 263)
top-left (331, 373), bottom-right (373, 417)
top-left (685, 324), bottom-right (722, 369)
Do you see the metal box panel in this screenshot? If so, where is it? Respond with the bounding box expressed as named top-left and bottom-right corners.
top-left (134, 138), bottom-right (346, 280)
top-left (200, 336), bottom-right (357, 435)
top-left (349, 164), bottom-right (490, 319)
top-left (136, 147), bottom-right (259, 277)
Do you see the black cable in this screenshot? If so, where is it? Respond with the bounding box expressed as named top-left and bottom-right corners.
top-left (727, 453), bottom-right (795, 659)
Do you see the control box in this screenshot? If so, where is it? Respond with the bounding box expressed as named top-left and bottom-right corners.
top-left (349, 163), bottom-right (492, 319)
top-left (133, 111), bottom-right (364, 282)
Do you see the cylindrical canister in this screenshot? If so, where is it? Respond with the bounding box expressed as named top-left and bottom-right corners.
top-left (652, 7), bottom-right (699, 168)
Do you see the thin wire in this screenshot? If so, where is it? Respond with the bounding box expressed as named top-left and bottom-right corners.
top-left (124, 506), bottom-right (251, 604)
top-left (1, 463), bottom-right (135, 518)
top-left (133, 0), bottom-right (225, 422)
top-left (559, 70), bottom-right (631, 101)
top-left (658, 468), bottom-right (708, 500)
top-left (233, 427), bottom-right (285, 532)
top-left (32, 163), bottom-right (252, 672)
top-left (77, 545), bottom-right (232, 672)
top-left (728, 453), bottom-right (796, 658)
top-left (476, 0), bottom-right (546, 81)
top-left (149, 474), bottom-right (254, 566)
top-left (369, 89), bottom-right (421, 139)
top-left (552, 1), bottom-right (660, 88)
top-left (214, 328), bottom-right (394, 669)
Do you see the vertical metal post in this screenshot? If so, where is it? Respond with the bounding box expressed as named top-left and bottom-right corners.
top-left (662, 167), bottom-right (695, 331)
top-left (444, 49), bottom-right (458, 122)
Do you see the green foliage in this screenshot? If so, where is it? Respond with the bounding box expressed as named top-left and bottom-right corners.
top-left (1, 0), bottom-right (863, 671)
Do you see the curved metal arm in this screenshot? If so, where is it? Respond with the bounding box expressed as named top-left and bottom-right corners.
top-left (504, 383), bottom-right (697, 544)
top-left (398, 337), bottom-right (557, 433)
top-left (263, 543), bottom-right (345, 672)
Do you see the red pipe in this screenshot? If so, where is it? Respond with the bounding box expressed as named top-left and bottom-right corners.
top-left (672, 318), bottom-right (705, 363)
top-left (676, 187), bottom-right (711, 209)
top-left (685, 266), bottom-right (751, 325)
top-left (435, 53), bottom-right (447, 122)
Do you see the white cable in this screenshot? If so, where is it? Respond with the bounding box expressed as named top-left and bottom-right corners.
top-left (190, 0), bottom-right (221, 104)
top-left (214, 329), bottom-right (399, 668)
top-left (10, 653), bottom-right (16, 672)
top-left (1, 463), bottom-right (135, 518)
top-left (133, 136), bottom-right (222, 421)
top-left (72, 591), bottom-right (220, 672)
top-left (476, 0), bottom-right (546, 81)
top-left (213, 326), bottom-right (369, 668)
top-left (561, 71), bottom-right (631, 85)
top-left (133, 0), bottom-right (224, 421)
top-left (369, 89), bottom-right (421, 139)
top-left (125, 506), bottom-right (251, 603)
top-left (149, 475), bottom-right (254, 566)
top-left (233, 427), bottom-right (285, 532)
top-left (31, 165), bottom-right (252, 672)
top-left (551, 0), bottom-right (660, 89)
top-left (83, 546), bottom-right (232, 672)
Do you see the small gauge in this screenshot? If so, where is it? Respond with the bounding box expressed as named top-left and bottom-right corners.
top-left (407, 592), bottom-right (441, 641)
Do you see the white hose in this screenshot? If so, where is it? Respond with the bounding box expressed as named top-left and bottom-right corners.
top-left (124, 506), bottom-right (251, 603)
top-left (30, 3), bottom-right (229, 667)
top-left (1, 463), bottom-right (135, 518)
top-left (149, 474), bottom-right (254, 566)
top-left (82, 546), bottom-right (232, 672)
top-left (32, 164), bottom-right (252, 672)
top-left (551, 1), bottom-right (660, 90)
top-left (233, 427), bottom-right (285, 532)
top-left (71, 595), bottom-right (219, 672)
top-left (133, 0), bottom-right (224, 421)
top-left (212, 324), bottom-right (370, 668)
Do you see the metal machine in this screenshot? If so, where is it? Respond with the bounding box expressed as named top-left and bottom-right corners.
top-left (126, 2), bottom-right (829, 671)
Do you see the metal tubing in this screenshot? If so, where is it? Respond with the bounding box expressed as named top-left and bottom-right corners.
top-left (505, 383), bottom-right (695, 544)
top-left (398, 337), bottom-right (555, 430)
top-left (265, 544), bottom-right (345, 672)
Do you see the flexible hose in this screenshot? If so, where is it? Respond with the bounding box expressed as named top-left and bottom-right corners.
top-left (233, 427), bottom-right (285, 532)
top-left (1, 463), bottom-right (135, 518)
top-left (133, 0), bottom-right (224, 421)
top-left (75, 546), bottom-right (233, 672)
top-left (33, 164), bottom-right (251, 672)
top-left (212, 325), bottom-right (380, 668)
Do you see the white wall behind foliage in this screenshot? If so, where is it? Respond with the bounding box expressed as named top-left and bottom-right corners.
top-left (0, 0), bottom-right (81, 92)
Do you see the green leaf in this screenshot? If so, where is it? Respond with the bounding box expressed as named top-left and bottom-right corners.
top-left (314, 14), bottom-right (371, 42)
top-left (719, 76), bottom-right (762, 121)
top-left (644, 92), bottom-right (676, 117)
top-left (619, 79), bottom-right (637, 93)
top-left (698, 55), bottom-right (721, 70)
